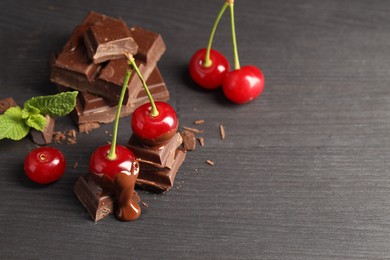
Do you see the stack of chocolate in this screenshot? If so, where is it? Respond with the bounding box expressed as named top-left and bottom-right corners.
top-left (50, 11), bottom-right (169, 133)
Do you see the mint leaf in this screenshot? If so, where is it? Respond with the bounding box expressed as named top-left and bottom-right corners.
top-left (0, 106), bottom-right (30, 140)
top-left (24, 91), bottom-right (78, 117)
top-left (26, 113), bottom-right (47, 132)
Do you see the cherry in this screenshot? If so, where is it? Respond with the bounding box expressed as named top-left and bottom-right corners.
top-left (189, 48), bottom-right (229, 89)
top-left (222, 65), bottom-right (265, 104)
top-left (88, 55), bottom-right (141, 221)
top-left (222, 0), bottom-right (265, 104)
top-left (89, 144), bottom-right (136, 180)
top-left (131, 101), bottom-right (178, 145)
top-left (24, 147), bottom-right (66, 184)
top-left (189, 2), bottom-right (230, 89)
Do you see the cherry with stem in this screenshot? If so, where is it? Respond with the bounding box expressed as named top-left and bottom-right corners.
top-left (89, 56), bottom-right (141, 222)
top-left (189, 1), bottom-right (230, 89)
top-left (222, 0), bottom-right (265, 104)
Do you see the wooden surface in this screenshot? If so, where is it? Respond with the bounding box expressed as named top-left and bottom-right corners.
top-left (1, 0), bottom-right (390, 259)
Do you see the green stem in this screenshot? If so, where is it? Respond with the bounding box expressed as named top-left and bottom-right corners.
top-left (229, 2), bottom-right (240, 70)
top-left (129, 58), bottom-right (159, 117)
top-left (107, 68), bottom-right (132, 160)
top-left (204, 2), bottom-right (229, 67)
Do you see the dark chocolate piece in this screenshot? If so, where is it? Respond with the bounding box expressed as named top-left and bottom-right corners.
top-left (73, 175), bottom-right (141, 221)
top-left (51, 12), bottom-right (166, 106)
top-left (83, 16), bottom-right (138, 64)
top-left (30, 115), bottom-right (55, 145)
top-left (127, 133), bottom-right (182, 168)
top-left (130, 26), bottom-right (166, 64)
top-left (181, 129), bottom-right (196, 151)
top-left (136, 148), bottom-right (186, 192)
top-left (0, 97), bottom-right (17, 114)
top-left (73, 175), bottom-right (114, 221)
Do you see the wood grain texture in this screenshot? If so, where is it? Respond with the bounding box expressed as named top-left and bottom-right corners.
top-left (1, 0), bottom-right (390, 259)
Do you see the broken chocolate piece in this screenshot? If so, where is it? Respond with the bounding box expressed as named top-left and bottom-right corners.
top-left (130, 26), bottom-right (166, 64)
top-left (127, 133), bottom-right (182, 168)
top-left (83, 16), bottom-right (138, 63)
top-left (73, 175), bottom-right (140, 221)
top-left (181, 129), bottom-right (196, 151)
top-left (30, 115), bottom-right (55, 145)
top-left (0, 97), bottom-right (17, 114)
top-left (136, 148), bottom-right (186, 192)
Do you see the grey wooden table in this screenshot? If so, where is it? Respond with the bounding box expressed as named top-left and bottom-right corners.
top-left (1, 0), bottom-right (390, 259)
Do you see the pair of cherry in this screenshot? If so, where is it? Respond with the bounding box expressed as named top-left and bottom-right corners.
top-left (189, 0), bottom-right (265, 104)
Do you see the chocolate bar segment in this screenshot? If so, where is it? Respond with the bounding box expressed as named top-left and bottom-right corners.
top-left (127, 133), bottom-right (183, 168)
top-left (137, 148), bottom-right (186, 192)
top-left (73, 175), bottom-right (114, 221)
top-left (30, 115), bottom-right (55, 145)
top-left (83, 16), bottom-right (138, 63)
top-left (130, 26), bottom-right (166, 64)
top-left (73, 175), bottom-right (141, 221)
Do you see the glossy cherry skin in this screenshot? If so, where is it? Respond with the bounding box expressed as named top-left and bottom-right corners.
top-left (131, 101), bottom-right (178, 145)
top-left (222, 65), bottom-right (265, 104)
top-left (89, 144), bottom-right (136, 180)
top-left (24, 147), bottom-right (66, 185)
top-left (189, 48), bottom-right (230, 89)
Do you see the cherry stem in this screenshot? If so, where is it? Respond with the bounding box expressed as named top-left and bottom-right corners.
top-left (128, 57), bottom-right (159, 117)
top-left (204, 2), bottom-right (229, 67)
top-left (107, 67), bottom-right (133, 160)
top-left (229, 2), bottom-right (240, 70)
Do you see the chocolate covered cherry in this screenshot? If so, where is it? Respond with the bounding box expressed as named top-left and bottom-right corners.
top-left (131, 101), bottom-right (178, 145)
top-left (24, 147), bottom-right (66, 184)
top-left (89, 144), bottom-right (141, 221)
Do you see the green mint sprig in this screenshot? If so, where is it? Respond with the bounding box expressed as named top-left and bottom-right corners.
top-left (0, 91), bottom-right (78, 141)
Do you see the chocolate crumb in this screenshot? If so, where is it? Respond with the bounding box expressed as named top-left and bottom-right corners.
top-left (219, 124), bottom-right (225, 140)
top-left (141, 202), bottom-right (149, 208)
top-left (73, 162), bottom-right (79, 169)
top-left (206, 160), bottom-right (214, 166)
top-left (181, 130), bottom-right (196, 151)
top-left (198, 137), bottom-right (205, 147)
top-left (67, 129), bottom-right (77, 138)
top-left (67, 137), bottom-right (77, 145)
top-left (182, 126), bottom-right (203, 134)
top-left (194, 119), bottom-right (205, 125)
top-left (53, 131), bottom-right (66, 143)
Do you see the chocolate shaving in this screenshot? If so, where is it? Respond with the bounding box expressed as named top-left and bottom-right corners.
top-left (198, 137), bottom-right (205, 147)
top-left (53, 131), bottom-right (66, 143)
top-left (206, 160), bottom-right (214, 166)
top-left (73, 162), bottom-right (79, 169)
top-left (219, 124), bottom-right (225, 140)
top-left (141, 201), bottom-right (149, 208)
top-left (194, 119), bottom-right (205, 125)
top-left (182, 126), bottom-right (203, 134)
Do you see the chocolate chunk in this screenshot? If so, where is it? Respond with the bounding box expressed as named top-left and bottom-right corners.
top-left (130, 26), bottom-right (166, 64)
top-left (30, 115), bottom-right (55, 145)
top-left (83, 16), bottom-right (138, 63)
top-left (73, 175), bottom-right (114, 222)
top-left (51, 12), bottom-right (166, 106)
top-left (181, 129), bottom-right (196, 151)
top-left (136, 148), bottom-right (186, 192)
top-left (73, 175), bottom-right (140, 221)
top-left (127, 133), bottom-right (182, 168)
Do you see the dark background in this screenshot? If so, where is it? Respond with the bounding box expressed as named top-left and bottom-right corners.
top-left (1, 0), bottom-right (390, 259)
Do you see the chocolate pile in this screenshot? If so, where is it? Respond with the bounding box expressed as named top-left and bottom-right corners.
top-left (50, 11), bottom-right (169, 133)
top-left (55, 12), bottom-right (186, 221)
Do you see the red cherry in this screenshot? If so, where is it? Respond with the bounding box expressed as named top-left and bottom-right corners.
top-left (89, 144), bottom-right (136, 180)
top-left (24, 147), bottom-right (66, 184)
top-left (189, 48), bottom-right (230, 89)
top-left (222, 65), bottom-right (265, 104)
top-left (131, 101), bottom-right (178, 145)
